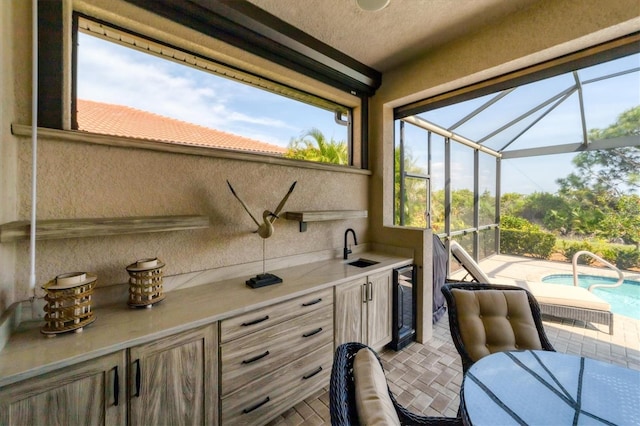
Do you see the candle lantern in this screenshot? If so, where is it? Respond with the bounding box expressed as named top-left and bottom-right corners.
top-left (126, 258), bottom-right (165, 308)
top-left (41, 272), bottom-right (97, 336)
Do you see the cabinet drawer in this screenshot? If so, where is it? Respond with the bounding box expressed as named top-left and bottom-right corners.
top-left (220, 288), bottom-right (332, 342)
top-left (220, 305), bottom-right (333, 395)
top-left (221, 343), bottom-right (332, 425)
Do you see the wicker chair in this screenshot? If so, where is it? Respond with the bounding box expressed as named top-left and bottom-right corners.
top-left (441, 283), bottom-right (555, 373)
top-left (329, 342), bottom-right (462, 425)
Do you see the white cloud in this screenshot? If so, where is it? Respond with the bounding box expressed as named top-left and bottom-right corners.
top-left (77, 34), bottom-right (295, 142)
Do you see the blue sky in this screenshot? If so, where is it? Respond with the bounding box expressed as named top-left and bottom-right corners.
top-left (77, 33), bottom-right (347, 147)
top-left (406, 54), bottom-right (640, 194)
top-left (78, 32), bottom-right (639, 195)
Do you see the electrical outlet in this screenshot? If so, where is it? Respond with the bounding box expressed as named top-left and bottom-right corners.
top-left (31, 297), bottom-right (47, 320)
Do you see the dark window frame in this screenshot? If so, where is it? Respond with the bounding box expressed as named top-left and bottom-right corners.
top-left (38, 0), bottom-right (372, 169)
top-left (394, 32), bottom-right (640, 119)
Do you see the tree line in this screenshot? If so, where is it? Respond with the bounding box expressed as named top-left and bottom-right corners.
top-left (503, 107), bottom-right (639, 248)
top-left (284, 107), bottom-right (639, 267)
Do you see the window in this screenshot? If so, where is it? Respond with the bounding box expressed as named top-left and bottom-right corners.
top-left (394, 120), bottom-right (431, 228)
top-left (393, 35), bottom-right (639, 266)
top-left (73, 16), bottom-right (353, 166)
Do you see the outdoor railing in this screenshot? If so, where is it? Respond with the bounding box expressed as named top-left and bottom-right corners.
top-left (572, 250), bottom-right (624, 292)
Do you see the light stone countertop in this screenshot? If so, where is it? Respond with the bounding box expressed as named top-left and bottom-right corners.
top-left (0, 251), bottom-right (412, 388)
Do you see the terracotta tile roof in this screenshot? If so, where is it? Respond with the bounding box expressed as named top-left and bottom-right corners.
top-left (76, 99), bottom-right (287, 155)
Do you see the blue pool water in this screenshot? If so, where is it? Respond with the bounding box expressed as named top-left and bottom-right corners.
top-left (542, 274), bottom-right (640, 320)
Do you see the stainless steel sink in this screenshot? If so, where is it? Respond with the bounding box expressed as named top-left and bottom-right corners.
top-left (347, 258), bottom-right (380, 268)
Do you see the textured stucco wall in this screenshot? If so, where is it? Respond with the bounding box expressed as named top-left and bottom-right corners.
top-left (3, 0), bottom-right (370, 305)
top-left (375, 0), bottom-right (640, 108)
top-left (12, 136), bottom-right (368, 301)
top-left (0, 0), bottom-right (12, 313)
top-left (0, 0), bottom-right (28, 314)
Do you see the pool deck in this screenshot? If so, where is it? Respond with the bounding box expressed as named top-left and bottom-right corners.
top-left (476, 253), bottom-right (640, 284)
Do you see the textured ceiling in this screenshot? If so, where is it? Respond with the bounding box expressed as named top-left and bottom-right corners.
top-left (247, 0), bottom-right (542, 71)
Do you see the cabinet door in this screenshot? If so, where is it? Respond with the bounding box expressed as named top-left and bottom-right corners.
top-left (334, 277), bottom-right (367, 347)
top-left (367, 270), bottom-right (393, 350)
top-left (128, 324), bottom-right (218, 426)
top-left (0, 351), bottom-right (126, 426)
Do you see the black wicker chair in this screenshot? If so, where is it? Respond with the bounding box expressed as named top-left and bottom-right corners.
top-left (329, 342), bottom-right (462, 425)
top-left (441, 282), bottom-right (555, 373)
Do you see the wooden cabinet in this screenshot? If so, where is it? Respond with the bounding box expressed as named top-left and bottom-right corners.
top-left (335, 269), bottom-right (393, 350)
top-left (368, 270), bottom-right (394, 348)
top-left (0, 351), bottom-right (126, 426)
top-left (0, 325), bottom-right (217, 426)
top-left (0, 324), bottom-right (218, 426)
top-left (219, 288), bottom-right (333, 425)
top-left (335, 277), bottom-right (367, 345)
top-left (0, 262), bottom-right (407, 425)
top-left (128, 324), bottom-right (218, 426)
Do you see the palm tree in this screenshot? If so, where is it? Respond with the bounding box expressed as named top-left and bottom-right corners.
top-left (285, 128), bottom-right (348, 165)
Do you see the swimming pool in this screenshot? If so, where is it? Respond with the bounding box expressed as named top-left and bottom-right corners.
top-left (542, 274), bottom-right (640, 320)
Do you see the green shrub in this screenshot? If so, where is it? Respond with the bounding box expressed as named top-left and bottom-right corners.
top-left (562, 241), bottom-right (595, 264)
top-left (500, 229), bottom-right (556, 258)
top-left (501, 215), bottom-right (539, 231)
top-left (598, 246), bottom-right (618, 265)
top-left (615, 247), bottom-right (640, 270)
top-left (555, 239), bottom-right (640, 269)
top-left (501, 214), bottom-right (640, 269)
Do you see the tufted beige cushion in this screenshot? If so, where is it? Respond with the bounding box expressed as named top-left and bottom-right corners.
top-left (451, 288), bottom-right (542, 362)
top-left (353, 348), bottom-right (401, 426)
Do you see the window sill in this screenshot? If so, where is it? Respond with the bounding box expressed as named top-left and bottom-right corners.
top-left (11, 124), bottom-right (372, 175)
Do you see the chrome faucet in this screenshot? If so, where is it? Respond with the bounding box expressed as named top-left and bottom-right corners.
top-left (344, 228), bottom-right (357, 259)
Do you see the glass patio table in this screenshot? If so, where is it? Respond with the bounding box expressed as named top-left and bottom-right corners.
top-left (460, 349), bottom-right (640, 425)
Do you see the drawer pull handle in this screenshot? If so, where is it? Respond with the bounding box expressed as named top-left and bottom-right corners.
top-left (134, 359), bottom-right (141, 397)
top-left (302, 298), bottom-right (322, 307)
top-left (113, 366), bottom-right (119, 406)
top-left (303, 366), bottom-right (323, 380)
top-left (242, 396), bottom-right (270, 414)
top-left (302, 327), bottom-right (323, 338)
top-left (242, 350), bottom-right (270, 364)
top-left (242, 315), bottom-right (269, 326)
